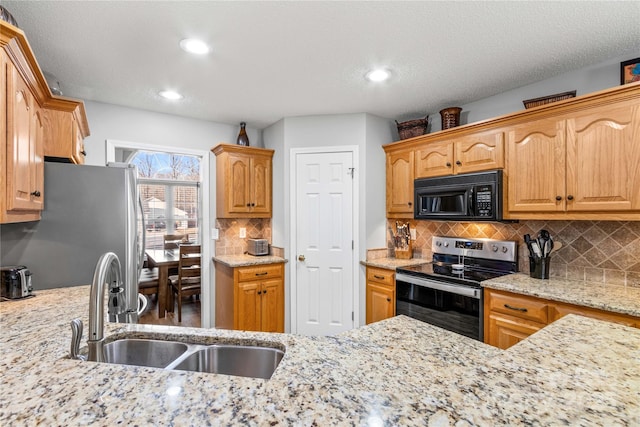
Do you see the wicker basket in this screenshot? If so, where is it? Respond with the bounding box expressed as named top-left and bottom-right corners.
top-left (523, 90), bottom-right (576, 109)
top-left (396, 117), bottom-right (428, 140)
top-left (440, 107), bottom-right (462, 130)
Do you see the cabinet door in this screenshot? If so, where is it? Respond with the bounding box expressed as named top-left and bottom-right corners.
top-left (415, 141), bottom-right (453, 178)
top-left (6, 63), bottom-right (42, 212)
top-left (505, 119), bottom-right (566, 213)
top-left (226, 153), bottom-right (252, 214)
top-left (486, 312), bottom-right (545, 349)
top-left (386, 150), bottom-right (414, 216)
top-left (250, 155), bottom-right (272, 215)
top-left (236, 281), bottom-right (261, 331)
top-left (566, 102), bottom-right (640, 211)
top-left (73, 117), bottom-right (86, 164)
top-left (454, 131), bottom-right (504, 174)
top-left (366, 282), bottom-right (395, 324)
top-left (260, 278), bottom-right (284, 332)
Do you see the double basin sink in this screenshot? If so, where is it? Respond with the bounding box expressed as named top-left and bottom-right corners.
top-left (102, 338), bottom-right (285, 380)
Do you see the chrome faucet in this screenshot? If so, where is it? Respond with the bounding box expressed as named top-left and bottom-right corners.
top-left (70, 252), bottom-right (134, 362)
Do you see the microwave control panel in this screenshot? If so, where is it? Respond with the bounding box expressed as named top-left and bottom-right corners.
top-left (474, 184), bottom-right (493, 217)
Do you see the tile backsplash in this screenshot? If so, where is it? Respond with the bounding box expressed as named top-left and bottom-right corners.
top-left (387, 220), bottom-right (640, 286)
top-left (215, 218), bottom-right (272, 255)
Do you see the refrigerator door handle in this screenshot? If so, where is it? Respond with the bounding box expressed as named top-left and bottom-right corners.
top-left (138, 195), bottom-right (146, 277)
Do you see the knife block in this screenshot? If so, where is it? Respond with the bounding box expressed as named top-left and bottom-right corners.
top-left (394, 241), bottom-right (413, 259)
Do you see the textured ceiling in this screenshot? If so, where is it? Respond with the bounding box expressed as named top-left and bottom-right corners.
top-left (3, 1), bottom-right (640, 129)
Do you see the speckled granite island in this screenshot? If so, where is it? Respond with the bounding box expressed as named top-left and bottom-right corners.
top-left (1, 285), bottom-right (639, 425)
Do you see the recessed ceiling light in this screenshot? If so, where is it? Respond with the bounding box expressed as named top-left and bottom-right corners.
top-left (366, 69), bottom-right (391, 82)
top-left (179, 38), bottom-right (210, 55)
top-left (159, 90), bottom-right (183, 100)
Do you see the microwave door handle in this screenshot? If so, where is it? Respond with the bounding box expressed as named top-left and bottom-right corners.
top-left (468, 188), bottom-right (474, 216)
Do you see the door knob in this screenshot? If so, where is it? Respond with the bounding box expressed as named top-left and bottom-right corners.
top-left (298, 255), bottom-right (306, 261)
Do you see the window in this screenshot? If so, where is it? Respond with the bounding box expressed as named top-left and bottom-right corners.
top-left (130, 151), bottom-right (202, 250)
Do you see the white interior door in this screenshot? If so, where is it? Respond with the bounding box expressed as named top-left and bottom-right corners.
top-left (293, 150), bottom-right (355, 336)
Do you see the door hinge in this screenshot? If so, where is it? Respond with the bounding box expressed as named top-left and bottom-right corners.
top-left (348, 167), bottom-right (355, 178)
top-left (352, 240), bottom-right (354, 250)
top-left (352, 312), bottom-right (354, 321)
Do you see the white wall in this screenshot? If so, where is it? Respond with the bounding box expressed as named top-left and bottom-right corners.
top-left (263, 113), bottom-right (392, 329)
top-left (425, 50), bottom-right (640, 134)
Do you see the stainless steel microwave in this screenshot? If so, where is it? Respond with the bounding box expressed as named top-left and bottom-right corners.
top-left (414, 170), bottom-right (503, 221)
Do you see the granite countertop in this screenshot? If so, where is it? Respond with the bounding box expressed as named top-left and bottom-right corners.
top-left (360, 257), bottom-right (427, 270)
top-left (1, 286), bottom-right (639, 425)
top-left (483, 272), bottom-right (640, 317)
top-left (213, 254), bottom-right (287, 267)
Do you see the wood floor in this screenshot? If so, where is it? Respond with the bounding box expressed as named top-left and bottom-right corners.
top-left (138, 294), bottom-right (201, 328)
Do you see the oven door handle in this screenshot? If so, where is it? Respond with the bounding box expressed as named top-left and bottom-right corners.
top-left (396, 273), bottom-right (481, 299)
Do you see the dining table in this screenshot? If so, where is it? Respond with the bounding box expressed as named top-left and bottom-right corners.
top-left (145, 249), bottom-right (179, 318)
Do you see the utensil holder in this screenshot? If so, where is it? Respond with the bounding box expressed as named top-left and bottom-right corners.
top-left (395, 241), bottom-right (413, 259)
top-left (529, 256), bottom-right (550, 279)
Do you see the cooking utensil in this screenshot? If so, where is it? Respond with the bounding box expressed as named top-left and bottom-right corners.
top-left (538, 229), bottom-right (551, 256)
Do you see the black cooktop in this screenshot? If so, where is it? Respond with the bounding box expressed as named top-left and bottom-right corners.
top-left (397, 261), bottom-right (513, 286)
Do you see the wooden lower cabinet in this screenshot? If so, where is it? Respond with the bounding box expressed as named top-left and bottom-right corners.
top-left (484, 288), bottom-right (640, 349)
top-left (215, 262), bottom-right (284, 333)
top-left (366, 267), bottom-right (395, 324)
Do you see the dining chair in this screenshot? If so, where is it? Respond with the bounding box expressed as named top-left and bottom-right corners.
top-left (138, 266), bottom-right (159, 299)
top-left (163, 234), bottom-right (188, 251)
top-left (169, 244), bottom-right (201, 322)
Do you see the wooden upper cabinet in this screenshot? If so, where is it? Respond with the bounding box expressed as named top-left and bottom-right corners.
top-left (212, 143), bottom-right (274, 218)
top-left (415, 131), bottom-right (504, 178)
top-left (386, 148), bottom-right (414, 217)
top-left (505, 118), bottom-right (566, 213)
top-left (42, 106), bottom-right (89, 164)
top-left (566, 102), bottom-right (640, 212)
top-left (4, 59), bottom-right (44, 218)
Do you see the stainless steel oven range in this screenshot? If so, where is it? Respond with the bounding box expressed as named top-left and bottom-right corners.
top-left (395, 236), bottom-right (518, 341)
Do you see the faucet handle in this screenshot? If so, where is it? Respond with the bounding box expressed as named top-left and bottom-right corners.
top-left (70, 318), bottom-right (86, 361)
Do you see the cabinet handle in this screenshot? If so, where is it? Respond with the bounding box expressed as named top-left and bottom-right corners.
top-left (251, 203), bottom-right (255, 207)
top-left (246, 203), bottom-right (251, 207)
top-left (456, 160), bottom-right (462, 166)
top-left (504, 304), bottom-right (528, 312)
top-left (30, 190), bottom-right (41, 197)
top-left (263, 290), bottom-right (267, 294)
top-left (374, 275), bottom-right (385, 280)
top-left (386, 298), bottom-right (391, 302)
top-left (567, 195), bottom-right (574, 201)
top-left (407, 202), bottom-right (412, 206)
top-left (80, 150), bottom-right (87, 156)
top-left (555, 196), bottom-right (562, 201)
top-left (446, 162), bottom-right (451, 167)
top-left (255, 272), bottom-right (268, 276)
top-left (257, 290), bottom-right (262, 295)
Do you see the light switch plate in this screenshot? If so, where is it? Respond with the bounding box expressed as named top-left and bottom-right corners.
top-left (211, 228), bottom-right (219, 240)
top-left (410, 228), bottom-right (416, 240)
top-left (239, 227), bottom-right (246, 238)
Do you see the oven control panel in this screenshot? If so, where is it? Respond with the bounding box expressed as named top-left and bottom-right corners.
top-left (432, 236), bottom-right (517, 262)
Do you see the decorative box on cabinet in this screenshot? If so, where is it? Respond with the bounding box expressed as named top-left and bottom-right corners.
top-left (366, 267), bottom-right (395, 324)
top-left (414, 130), bottom-right (504, 178)
top-left (215, 262), bottom-right (284, 333)
top-left (212, 143), bottom-right (274, 218)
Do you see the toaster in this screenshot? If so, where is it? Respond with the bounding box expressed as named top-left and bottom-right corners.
top-left (247, 239), bottom-right (269, 256)
top-left (1, 266), bottom-right (34, 299)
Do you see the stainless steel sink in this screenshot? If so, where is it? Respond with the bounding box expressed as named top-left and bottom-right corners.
top-left (100, 338), bottom-right (284, 379)
top-left (171, 345), bottom-right (285, 379)
top-left (104, 339), bottom-right (189, 369)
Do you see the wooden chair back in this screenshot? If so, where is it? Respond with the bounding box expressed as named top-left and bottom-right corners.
top-left (164, 234), bottom-right (188, 250)
top-left (178, 244), bottom-right (201, 278)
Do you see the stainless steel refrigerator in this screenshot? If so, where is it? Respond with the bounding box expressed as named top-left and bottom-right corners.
top-left (0, 162), bottom-right (142, 319)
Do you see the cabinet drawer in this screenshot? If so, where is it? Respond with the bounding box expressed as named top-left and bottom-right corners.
top-left (487, 290), bottom-right (548, 324)
top-left (367, 267), bottom-right (395, 286)
top-left (237, 264), bottom-right (282, 282)
top-left (550, 302), bottom-right (638, 328)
